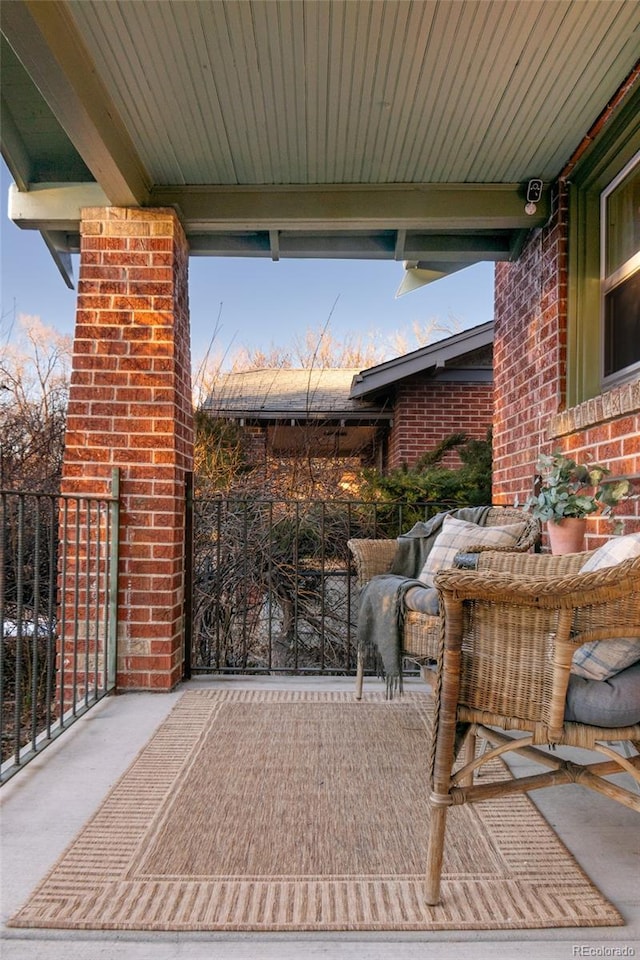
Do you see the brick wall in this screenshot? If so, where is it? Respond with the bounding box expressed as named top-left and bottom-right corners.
top-left (388, 377), bottom-right (493, 469)
top-left (547, 387), bottom-right (640, 546)
top-left (493, 184), bottom-right (640, 549)
top-left (60, 207), bottom-right (193, 692)
top-left (243, 425), bottom-right (268, 468)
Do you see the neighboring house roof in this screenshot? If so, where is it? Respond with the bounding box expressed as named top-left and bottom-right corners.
top-left (349, 321), bottom-right (493, 401)
top-left (204, 368), bottom-right (392, 424)
top-left (203, 327), bottom-right (493, 458)
top-left (206, 323), bottom-right (493, 421)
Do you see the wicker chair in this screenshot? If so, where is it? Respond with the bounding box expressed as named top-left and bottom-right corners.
top-left (347, 506), bottom-right (541, 699)
top-left (425, 548), bottom-right (640, 905)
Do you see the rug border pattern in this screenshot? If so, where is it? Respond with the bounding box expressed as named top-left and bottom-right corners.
top-left (8, 689), bottom-right (623, 932)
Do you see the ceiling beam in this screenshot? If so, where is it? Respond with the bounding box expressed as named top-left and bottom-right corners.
top-left (0, 97), bottom-right (31, 190)
top-left (402, 233), bottom-right (515, 259)
top-left (189, 232), bottom-right (396, 259)
top-left (8, 182), bottom-right (110, 230)
top-left (188, 231), bottom-right (514, 261)
top-left (8, 180), bottom-right (544, 264)
top-left (269, 230), bottom-right (280, 261)
top-left (153, 183), bottom-right (550, 231)
top-left (9, 181), bottom-right (547, 234)
top-left (1, 0), bottom-right (150, 206)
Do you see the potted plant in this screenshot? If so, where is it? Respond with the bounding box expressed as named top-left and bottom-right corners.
top-left (523, 450), bottom-right (630, 554)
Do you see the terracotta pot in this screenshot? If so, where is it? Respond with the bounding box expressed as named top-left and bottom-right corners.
top-left (547, 517), bottom-right (587, 555)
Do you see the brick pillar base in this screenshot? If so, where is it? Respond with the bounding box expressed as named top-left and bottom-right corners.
top-left (61, 207), bottom-right (193, 692)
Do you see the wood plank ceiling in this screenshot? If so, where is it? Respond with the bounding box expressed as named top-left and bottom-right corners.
top-left (2, 0), bottom-right (640, 280)
top-left (70, 0), bottom-right (639, 185)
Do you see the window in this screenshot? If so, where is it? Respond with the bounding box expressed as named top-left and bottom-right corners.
top-left (565, 82), bottom-right (640, 408)
top-left (601, 154), bottom-right (640, 385)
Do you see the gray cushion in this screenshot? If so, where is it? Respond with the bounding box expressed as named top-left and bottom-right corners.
top-left (403, 585), bottom-right (440, 616)
top-left (565, 659), bottom-right (640, 727)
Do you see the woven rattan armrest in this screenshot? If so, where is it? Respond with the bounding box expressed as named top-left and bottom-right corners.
top-left (347, 538), bottom-right (398, 587)
top-left (435, 553), bottom-right (638, 605)
top-left (474, 549), bottom-right (592, 577)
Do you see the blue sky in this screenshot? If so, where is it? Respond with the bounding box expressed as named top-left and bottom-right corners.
top-left (1, 160), bottom-right (494, 368)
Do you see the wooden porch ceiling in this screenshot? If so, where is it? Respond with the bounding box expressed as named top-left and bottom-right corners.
top-left (2, 1), bottom-right (639, 285)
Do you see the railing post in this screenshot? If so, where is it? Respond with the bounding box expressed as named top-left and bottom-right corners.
top-left (183, 471), bottom-right (194, 681)
top-left (107, 468), bottom-right (120, 690)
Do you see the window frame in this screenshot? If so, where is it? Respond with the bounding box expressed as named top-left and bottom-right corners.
top-left (566, 82), bottom-right (640, 408)
top-left (600, 151), bottom-right (640, 390)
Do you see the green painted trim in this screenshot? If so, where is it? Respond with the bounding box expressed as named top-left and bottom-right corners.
top-left (566, 185), bottom-right (601, 407)
top-left (108, 468), bottom-right (120, 690)
top-left (569, 82), bottom-right (640, 191)
top-left (566, 81), bottom-right (640, 406)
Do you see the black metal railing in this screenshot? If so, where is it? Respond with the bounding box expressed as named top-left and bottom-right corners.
top-left (1, 480), bottom-right (458, 778)
top-left (1, 474), bottom-right (120, 784)
top-left (186, 493), bottom-right (454, 676)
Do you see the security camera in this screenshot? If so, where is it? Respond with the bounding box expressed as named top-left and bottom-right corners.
top-left (526, 179), bottom-right (543, 204)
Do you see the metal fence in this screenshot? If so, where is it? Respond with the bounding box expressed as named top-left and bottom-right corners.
top-left (186, 491), bottom-right (453, 677)
top-left (1, 481), bottom-right (453, 780)
top-left (1, 475), bottom-right (120, 784)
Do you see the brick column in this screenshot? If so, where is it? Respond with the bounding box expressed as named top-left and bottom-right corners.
top-left (61, 207), bottom-right (193, 692)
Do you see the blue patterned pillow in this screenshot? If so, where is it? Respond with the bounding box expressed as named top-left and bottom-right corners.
top-left (571, 533), bottom-right (640, 681)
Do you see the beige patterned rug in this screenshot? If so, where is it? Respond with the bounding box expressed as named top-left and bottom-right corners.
top-left (9, 689), bottom-right (622, 931)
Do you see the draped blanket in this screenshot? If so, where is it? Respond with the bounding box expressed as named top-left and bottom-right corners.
top-left (357, 506), bottom-right (491, 696)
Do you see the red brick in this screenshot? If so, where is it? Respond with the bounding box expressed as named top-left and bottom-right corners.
top-left (493, 179), bottom-right (640, 537)
top-left (60, 206), bottom-right (193, 696)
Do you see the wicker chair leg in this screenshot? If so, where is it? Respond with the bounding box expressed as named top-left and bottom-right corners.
top-left (425, 803), bottom-right (448, 905)
top-left (457, 730), bottom-right (476, 788)
top-left (355, 649), bottom-right (364, 700)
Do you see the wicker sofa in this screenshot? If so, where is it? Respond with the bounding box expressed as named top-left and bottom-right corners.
top-left (348, 506), bottom-right (541, 698)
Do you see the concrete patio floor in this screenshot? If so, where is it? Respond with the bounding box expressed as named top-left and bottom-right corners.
top-left (1, 676), bottom-right (639, 960)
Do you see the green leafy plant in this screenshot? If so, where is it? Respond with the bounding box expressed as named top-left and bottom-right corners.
top-left (356, 431), bottom-right (493, 533)
top-left (523, 450), bottom-right (629, 524)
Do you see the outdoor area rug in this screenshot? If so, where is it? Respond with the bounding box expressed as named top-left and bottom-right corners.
top-left (9, 689), bottom-right (623, 931)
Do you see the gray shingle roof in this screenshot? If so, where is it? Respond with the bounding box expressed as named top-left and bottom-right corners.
top-left (350, 321), bottom-right (493, 400)
top-left (204, 368), bottom-right (387, 421)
